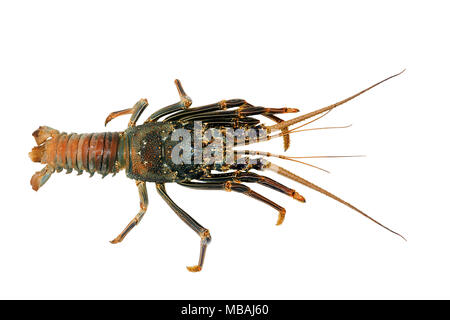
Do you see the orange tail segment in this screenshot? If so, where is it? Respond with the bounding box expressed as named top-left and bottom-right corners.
top-left (29, 126), bottom-right (124, 191)
top-left (29, 144), bottom-right (45, 163)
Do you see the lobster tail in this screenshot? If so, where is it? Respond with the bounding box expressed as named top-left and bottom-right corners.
top-left (32, 126), bottom-right (60, 145)
top-left (29, 126), bottom-right (126, 191)
top-left (29, 145), bottom-right (45, 163)
top-left (30, 166), bottom-right (55, 191)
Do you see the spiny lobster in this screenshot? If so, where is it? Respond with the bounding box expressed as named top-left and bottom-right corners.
top-left (29, 71), bottom-right (405, 272)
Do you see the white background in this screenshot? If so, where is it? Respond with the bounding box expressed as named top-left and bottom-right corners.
top-left (0, 1), bottom-right (449, 299)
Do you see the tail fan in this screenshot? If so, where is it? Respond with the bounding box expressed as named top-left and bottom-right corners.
top-left (29, 126), bottom-right (59, 191)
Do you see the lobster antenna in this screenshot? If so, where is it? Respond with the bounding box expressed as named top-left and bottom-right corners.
top-left (235, 124), bottom-right (352, 148)
top-left (288, 155), bottom-right (365, 159)
top-left (285, 110), bottom-right (332, 134)
top-left (236, 150), bottom-right (365, 173)
top-left (264, 161), bottom-right (407, 241)
top-left (235, 150), bottom-right (330, 173)
top-left (288, 124), bottom-right (352, 134)
top-left (267, 70), bottom-right (406, 132)
top-left (269, 124), bottom-right (352, 141)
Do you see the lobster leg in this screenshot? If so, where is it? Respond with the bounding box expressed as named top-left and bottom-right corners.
top-left (104, 98), bottom-right (149, 127)
top-left (179, 106), bottom-right (298, 122)
top-left (199, 171), bottom-right (305, 203)
top-left (201, 117), bottom-right (260, 128)
top-left (163, 99), bottom-right (249, 122)
top-left (145, 79), bottom-right (192, 122)
top-left (155, 183), bottom-right (211, 272)
top-left (178, 180), bottom-right (287, 226)
top-left (110, 181), bottom-right (148, 244)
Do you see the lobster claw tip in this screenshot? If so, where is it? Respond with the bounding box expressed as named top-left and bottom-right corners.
top-left (186, 265), bottom-right (202, 272)
top-left (276, 209), bottom-right (286, 226)
top-left (293, 192), bottom-right (306, 203)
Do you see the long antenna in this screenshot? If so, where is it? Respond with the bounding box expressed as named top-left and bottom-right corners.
top-left (264, 161), bottom-right (407, 241)
top-left (267, 70), bottom-right (406, 132)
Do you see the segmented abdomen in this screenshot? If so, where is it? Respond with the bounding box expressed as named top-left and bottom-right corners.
top-left (31, 129), bottom-right (124, 177)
